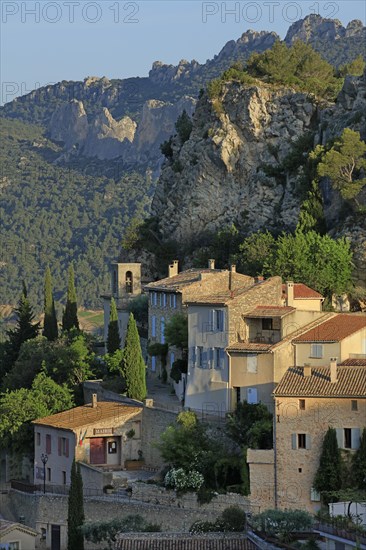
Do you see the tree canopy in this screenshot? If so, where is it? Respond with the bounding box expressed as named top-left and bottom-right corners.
top-left (317, 128), bottom-right (366, 205)
top-left (313, 427), bottom-right (342, 495)
top-left (226, 401), bottom-right (273, 449)
top-left (122, 313), bottom-right (146, 400)
top-left (62, 264), bottom-right (79, 331)
top-left (68, 460), bottom-right (85, 550)
top-left (43, 266), bottom-right (58, 341)
top-left (106, 297), bottom-right (120, 354)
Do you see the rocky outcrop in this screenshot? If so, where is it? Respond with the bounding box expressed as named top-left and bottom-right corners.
top-left (152, 83), bottom-right (319, 242)
top-left (152, 71), bottom-right (366, 278)
top-left (48, 99), bottom-right (88, 148)
top-left (82, 108), bottom-right (136, 160)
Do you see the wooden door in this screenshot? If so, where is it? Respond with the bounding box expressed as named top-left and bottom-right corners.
top-left (90, 438), bottom-right (106, 464)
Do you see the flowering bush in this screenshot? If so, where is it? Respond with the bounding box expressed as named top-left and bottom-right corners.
top-left (164, 468), bottom-right (204, 492)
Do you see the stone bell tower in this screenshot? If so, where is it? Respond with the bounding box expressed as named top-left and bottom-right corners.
top-left (102, 262), bottom-right (141, 349)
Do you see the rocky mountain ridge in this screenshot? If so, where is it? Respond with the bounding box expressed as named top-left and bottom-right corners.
top-left (1, 16), bottom-right (365, 169)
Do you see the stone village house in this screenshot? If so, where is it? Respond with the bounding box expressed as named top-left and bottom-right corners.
top-left (32, 394), bottom-right (142, 487)
top-left (247, 313), bottom-right (366, 514)
top-left (184, 277), bottom-right (328, 415)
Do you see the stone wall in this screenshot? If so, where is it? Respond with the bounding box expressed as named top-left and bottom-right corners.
top-left (141, 405), bottom-right (178, 469)
top-left (247, 449), bottom-right (275, 512)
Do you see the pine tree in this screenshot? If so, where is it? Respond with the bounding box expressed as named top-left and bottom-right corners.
top-left (62, 264), bottom-right (79, 332)
top-left (43, 266), bottom-right (58, 341)
top-left (107, 297), bottom-right (120, 354)
top-left (122, 313), bottom-right (147, 401)
top-left (313, 427), bottom-right (342, 494)
top-left (67, 459), bottom-right (84, 550)
top-left (3, 282), bottom-right (40, 372)
top-left (352, 427), bottom-right (366, 490)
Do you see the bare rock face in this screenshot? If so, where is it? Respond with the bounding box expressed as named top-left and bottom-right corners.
top-left (48, 99), bottom-right (88, 148)
top-left (133, 96), bottom-right (196, 162)
top-left (152, 83), bottom-right (319, 242)
top-left (83, 108), bottom-right (136, 160)
top-left (285, 14), bottom-right (345, 44)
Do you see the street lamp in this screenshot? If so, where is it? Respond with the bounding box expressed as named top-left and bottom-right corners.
top-left (41, 453), bottom-right (48, 494)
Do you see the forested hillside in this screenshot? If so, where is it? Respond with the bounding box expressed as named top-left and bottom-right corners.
top-left (0, 118), bottom-right (153, 309)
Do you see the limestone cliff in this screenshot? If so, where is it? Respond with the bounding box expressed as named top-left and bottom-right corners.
top-left (48, 99), bottom-right (88, 148)
top-left (152, 71), bottom-right (366, 283)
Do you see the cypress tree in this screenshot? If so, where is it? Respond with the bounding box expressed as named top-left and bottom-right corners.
top-left (313, 427), bottom-right (342, 494)
top-left (67, 460), bottom-right (84, 550)
top-left (62, 264), bottom-right (79, 332)
top-left (43, 266), bottom-right (58, 341)
top-left (107, 297), bottom-right (121, 354)
top-left (3, 282), bottom-right (40, 371)
top-left (352, 427), bottom-right (366, 490)
top-left (122, 313), bottom-right (147, 401)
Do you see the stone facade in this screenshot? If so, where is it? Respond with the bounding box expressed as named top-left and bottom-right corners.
top-left (185, 277), bottom-right (327, 413)
top-left (274, 394), bottom-right (366, 513)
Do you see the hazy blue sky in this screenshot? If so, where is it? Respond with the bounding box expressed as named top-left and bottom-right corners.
top-left (1, 1), bottom-right (365, 104)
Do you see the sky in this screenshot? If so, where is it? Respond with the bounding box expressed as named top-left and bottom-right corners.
top-left (1, 0), bottom-right (365, 104)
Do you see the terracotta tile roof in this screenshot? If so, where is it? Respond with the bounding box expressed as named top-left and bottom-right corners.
top-left (227, 342), bottom-right (273, 352)
top-left (245, 306), bottom-right (295, 318)
top-left (144, 268), bottom-right (223, 291)
top-left (115, 534), bottom-right (257, 549)
top-left (273, 365), bottom-right (366, 397)
top-left (188, 277), bottom-right (279, 306)
top-left (293, 314), bottom-right (366, 343)
top-left (340, 358), bottom-right (366, 366)
top-left (32, 402), bottom-right (142, 430)
top-left (282, 283), bottom-right (323, 300)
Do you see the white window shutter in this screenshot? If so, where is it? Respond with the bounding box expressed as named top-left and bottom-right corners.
top-left (306, 434), bottom-right (311, 450)
top-left (335, 428), bottom-right (343, 449)
top-left (210, 310), bottom-right (215, 331)
top-left (351, 428), bottom-right (361, 450)
top-left (291, 434), bottom-right (297, 450)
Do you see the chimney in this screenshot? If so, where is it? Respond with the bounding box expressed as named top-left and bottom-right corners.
top-left (330, 357), bottom-right (338, 384)
top-left (287, 281), bottom-right (294, 307)
top-left (256, 276), bottom-right (264, 283)
top-left (92, 393), bottom-right (98, 408)
top-left (230, 264), bottom-right (236, 273)
top-left (208, 259), bottom-right (215, 270)
top-left (168, 260), bottom-right (179, 278)
top-left (303, 363), bottom-right (312, 377)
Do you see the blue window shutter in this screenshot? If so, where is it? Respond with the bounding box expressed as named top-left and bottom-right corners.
top-left (291, 434), bottom-right (297, 450)
top-left (219, 348), bottom-right (225, 369)
top-left (351, 428), bottom-right (361, 450)
top-left (335, 428), bottom-right (343, 449)
top-left (202, 350), bottom-right (207, 368)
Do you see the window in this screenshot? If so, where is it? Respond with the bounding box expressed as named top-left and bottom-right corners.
top-left (214, 348), bottom-right (220, 369)
top-left (125, 271), bottom-right (133, 293)
top-left (235, 387), bottom-right (241, 404)
top-left (9, 543), bottom-right (20, 550)
top-left (336, 428), bottom-right (361, 450)
top-left (172, 294), bottom-right (177, 308)
top-left (197, 346), bottom-right (203, 368)
top-left (150, 292), bottom-right (154, 305)
top-left (211, 309), bottom-right (224, 331)
top-left (161, 317), bottom-right (165, 344)
top-left (151, 315), bottom-right (156, 337)
top-left (292, 433), bottom-right (311, 450)
top-left (47, 467), bottom-right (51, 482)
top-left (351, 400), bottom-right (358, 411)
top-left (159, 292), bottom-right (164, 307)
top-left (299, 399), bottom-right (305, 410)
top-left (311, 488), bottom-right (321, 502)
top-left (310, 344), bottom-right (323, 358)
top-left (108, 441), bottom-right (117, 454)
top-left (247, 354), bottom-right (257, 373)
top-left (247, 387), bottom-right (258, 404)
top-left (163, 293), bottom-right (167, 307)
top-left (151, 356), bottom-right (156, 372)
top-left (58, 437), bottom-right (69, 457)
top-left (153, 292), bottom-right (157, 306)
top-left (46, 434), bottom-right (52, 454)
top-left (36, 432), bottom-right (41, 446)
top-left (62, 471), bottom-right (67, 485)
top-left (132, 421), bottom-right (141, 439)
top-left (344, 428), bottom-right (352, 449)
top-left (262, 318), bottom-right (273, 330)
